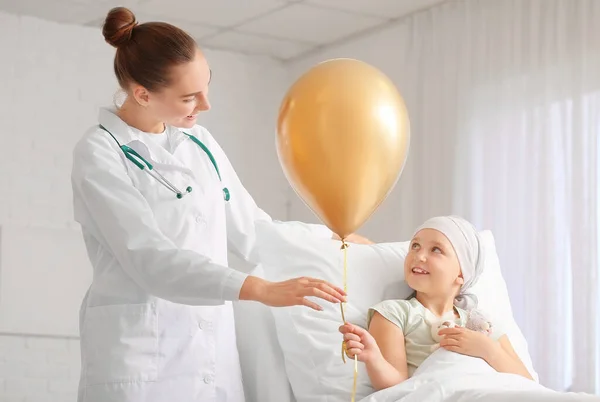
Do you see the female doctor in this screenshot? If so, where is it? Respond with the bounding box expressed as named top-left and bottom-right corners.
top-left (71, 7), bottom-right (370, 402)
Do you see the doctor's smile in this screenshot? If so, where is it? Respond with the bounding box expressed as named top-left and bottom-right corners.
top-left (71, 7), bottom-right (367, 402)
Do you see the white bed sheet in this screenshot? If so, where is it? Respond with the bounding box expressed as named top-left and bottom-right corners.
top-left (358, 349), bottom-right (599, 402)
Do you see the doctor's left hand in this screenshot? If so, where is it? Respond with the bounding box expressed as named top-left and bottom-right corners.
top-left (332, 233), bottom-right (374, 245)
top-left (239, 276), bottom-right (347, 311)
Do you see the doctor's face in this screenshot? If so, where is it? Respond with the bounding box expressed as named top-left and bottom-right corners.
top-left (145, 48), bottom-right (212, 129)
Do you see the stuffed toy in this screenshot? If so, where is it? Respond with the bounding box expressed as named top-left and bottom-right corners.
top-left (430, 320), bottom-right (458, 352)
top-left (430, 309), bottom-right (493, 352)
top-left (465, 308), bottom-right (493, 336)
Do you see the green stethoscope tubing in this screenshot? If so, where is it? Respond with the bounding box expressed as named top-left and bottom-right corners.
top-left (99, 124), bottom-right (230, 201)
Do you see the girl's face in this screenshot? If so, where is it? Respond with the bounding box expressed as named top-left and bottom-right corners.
top-left (131, 48), bottom-right (212, 130)
top-left (404, 228), bottom-right (464, 298)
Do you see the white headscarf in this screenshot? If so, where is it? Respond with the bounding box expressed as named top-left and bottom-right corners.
top-left (413, 215), bottom-right (485, 310)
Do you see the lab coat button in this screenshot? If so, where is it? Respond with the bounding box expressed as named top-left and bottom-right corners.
top-left (199, 320), bottom-right (212, 330)
top-left (203, 374), bottom-right (213, 384)
top-left (195, 216), bottom-right (205, 224)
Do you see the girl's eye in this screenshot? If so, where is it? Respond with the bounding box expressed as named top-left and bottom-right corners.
top-left (432, 247), bottom-right (442, 253)
top-left (183, 98), bottom-right (195, 103)
top-left (411, 242), bottom-right (420, 249)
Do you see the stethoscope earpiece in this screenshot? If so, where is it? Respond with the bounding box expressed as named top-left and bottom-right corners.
top-left (176, 186), bottom-right (193, 199)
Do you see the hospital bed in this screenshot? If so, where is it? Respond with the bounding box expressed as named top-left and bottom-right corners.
top-left (233, 221), bottom-right (599, 402)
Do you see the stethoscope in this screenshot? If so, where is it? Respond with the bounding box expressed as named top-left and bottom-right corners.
top-left (100, 124), bottom-right (230, 201)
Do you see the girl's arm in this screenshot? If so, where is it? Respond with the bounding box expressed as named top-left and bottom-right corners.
top-left (365, 312), bottom-right (409, 390)
top-left (484, 335), bottom-right (534, 380)
top-left (439, 327), bottom-right (534, 381)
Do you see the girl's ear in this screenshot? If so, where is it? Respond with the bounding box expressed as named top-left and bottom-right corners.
top-left (455, 273), bottom-right (464, 286)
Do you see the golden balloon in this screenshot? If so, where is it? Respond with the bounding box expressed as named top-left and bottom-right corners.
top-left (276, 58), bottom-right (410, 239)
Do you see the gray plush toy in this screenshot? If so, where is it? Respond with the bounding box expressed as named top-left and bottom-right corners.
top-left (429, 308), bottom-right (493, 352)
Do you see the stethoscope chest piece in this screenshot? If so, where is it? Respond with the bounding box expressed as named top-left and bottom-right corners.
top-left (223, 187), bottom-right (230, 202)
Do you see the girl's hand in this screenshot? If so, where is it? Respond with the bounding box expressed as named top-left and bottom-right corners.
top-left (339, 323), bottom-right (381, 363)
top-left (438, 327), bottom-right (500, 360)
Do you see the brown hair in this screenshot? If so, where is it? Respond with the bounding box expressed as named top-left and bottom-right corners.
top-left (102, 7), bottom-right (198, 92)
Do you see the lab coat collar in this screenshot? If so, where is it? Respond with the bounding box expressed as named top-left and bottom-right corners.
top-left (98, 107), bottom-right (193, 172)
top-left (98, 107), bottom-right (189, 148)
top-left (98, 107), bottom-right (140, 146)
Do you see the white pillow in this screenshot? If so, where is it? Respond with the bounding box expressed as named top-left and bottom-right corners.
top-left (470, 231), bottom-right (538, 382)
top-left (256, 221), bottom-right (538, 402)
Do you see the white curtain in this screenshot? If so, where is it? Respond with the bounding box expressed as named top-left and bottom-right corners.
top-left (389, 0), bottom-right (600, 393)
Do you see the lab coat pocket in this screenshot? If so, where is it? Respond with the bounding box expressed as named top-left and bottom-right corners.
top-left (81, 303), bottom-right (158, 385)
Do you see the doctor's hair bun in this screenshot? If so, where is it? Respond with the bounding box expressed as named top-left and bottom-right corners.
top-left (102, 7), bottom-right (137, 48)
top-left (103, 8), bottom-right (198, 92)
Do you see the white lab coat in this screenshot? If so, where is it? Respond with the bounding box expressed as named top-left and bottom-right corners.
top-left (71, 108), bottom-right (330, 402)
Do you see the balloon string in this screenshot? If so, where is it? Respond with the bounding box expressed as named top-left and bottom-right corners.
top-left (339, 240), bottom-right (357, 402)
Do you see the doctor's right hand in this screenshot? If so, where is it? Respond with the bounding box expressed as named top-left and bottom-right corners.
top-left (239, 276), bottom-right (347, 311)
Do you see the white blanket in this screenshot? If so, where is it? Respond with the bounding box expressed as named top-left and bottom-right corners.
top-left (358, 349), bottom-right (600, 402)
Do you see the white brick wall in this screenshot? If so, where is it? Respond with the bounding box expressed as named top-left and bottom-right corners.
top-left (0, 10), bottom-right (289, 402)
top-left (0, 335), bottom-right (80, 401)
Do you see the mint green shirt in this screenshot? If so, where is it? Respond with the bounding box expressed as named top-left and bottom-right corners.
top-left (367, 298), bottom-right (502, 377)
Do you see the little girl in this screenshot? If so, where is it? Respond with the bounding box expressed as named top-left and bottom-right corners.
top-left (339, 216), bottom-right (533, 391)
